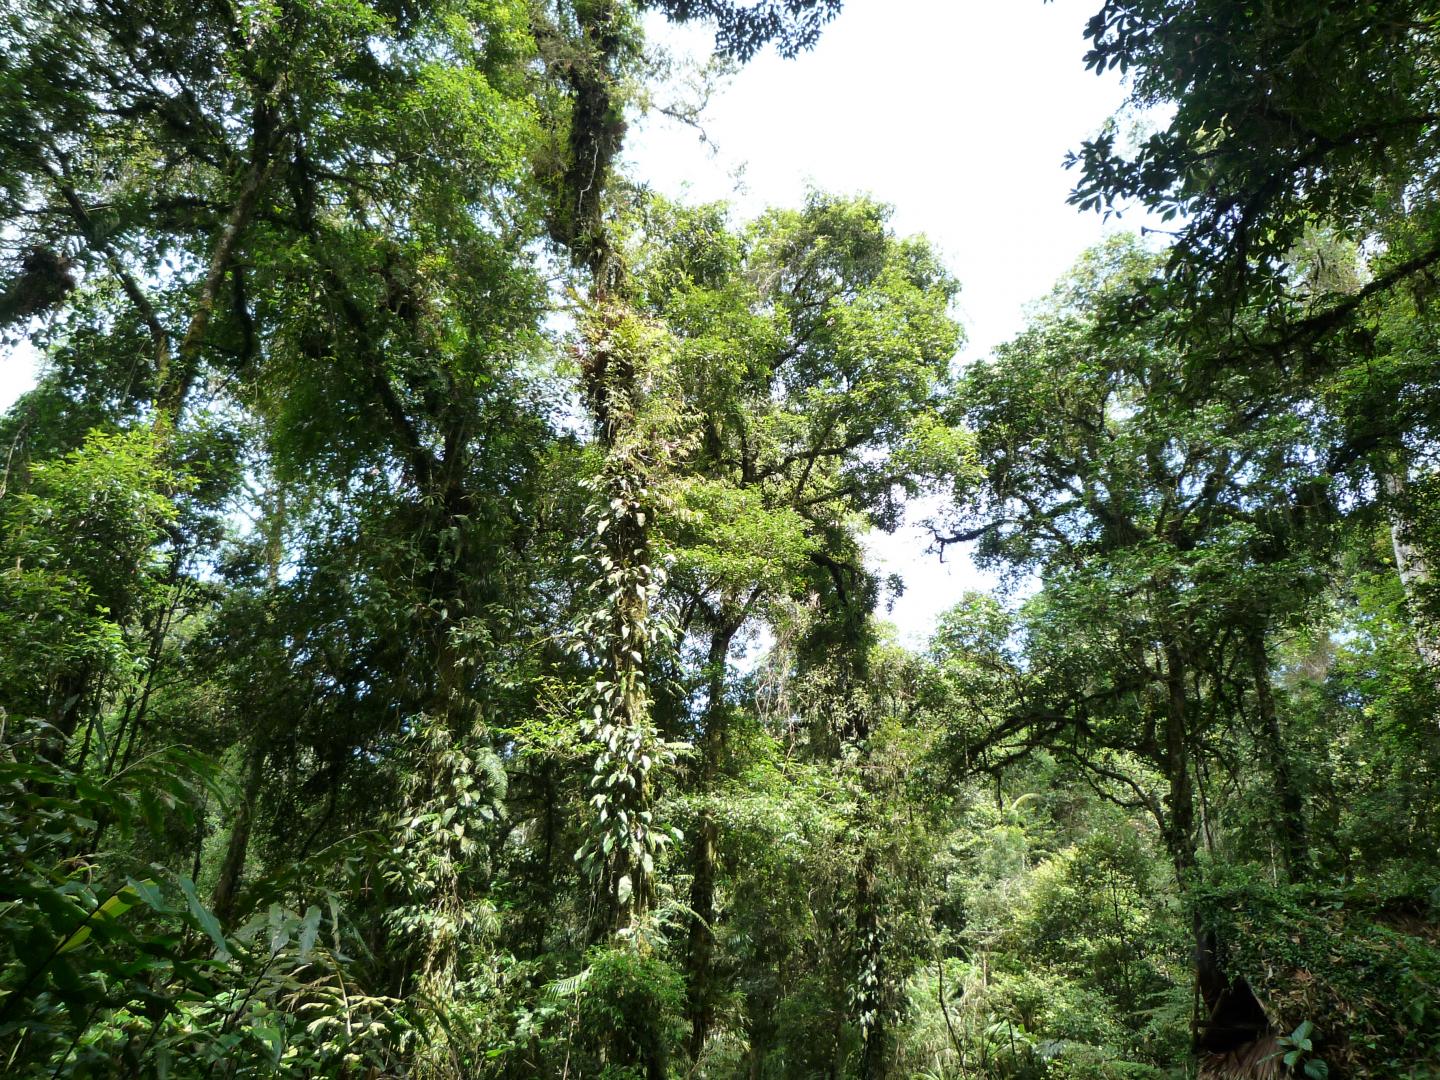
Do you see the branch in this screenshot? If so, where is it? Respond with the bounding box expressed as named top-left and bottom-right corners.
top-left (40, 159), bottom-right (170, 365)
top-left (157, 83), bottom-right (285, 419)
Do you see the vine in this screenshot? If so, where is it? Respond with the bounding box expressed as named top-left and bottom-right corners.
top-left (571, 299), bottom-right (684, 934)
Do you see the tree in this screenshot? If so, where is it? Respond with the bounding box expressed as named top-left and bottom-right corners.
top-left (941, 236), bottom-right (1339, 1053)
top-left (626, 191), bottom-right (965, 1061)
top-left (6, 2), bottom-right (1440, 1077)
top-left (1067, 0), bottom-right (1440, 333)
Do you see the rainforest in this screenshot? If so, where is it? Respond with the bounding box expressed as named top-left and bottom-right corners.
top-left (0, 1), bottom-right (1438, 1077)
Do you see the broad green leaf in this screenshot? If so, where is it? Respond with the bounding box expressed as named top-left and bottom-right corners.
top-left (178, 876), bottom-right (230, 959)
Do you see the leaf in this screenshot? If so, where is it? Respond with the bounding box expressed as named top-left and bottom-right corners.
top-left (178, 875), bottom-right (230, 959)
top-left (298, 905), bottom-right (322, 959)
top-left (253, 1023), bottom-right (284, 1064)
top-left (57, 879), bottom-right (149, 955)
top-left (327, 894), bottom-right (342, 952)
top-left (1304, 1060), bottom-right (1329, 1080)
top-left (128, 876), bottom-right (169, 914)
top-left (617, 874), bottom-right (633, 906)
top-left (545, 967), bottom-right (592, 1000)
top-left (269, 903), bottom-right (288, 954)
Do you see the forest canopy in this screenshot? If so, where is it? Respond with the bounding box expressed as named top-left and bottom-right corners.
top-left (0, 1), bottom-right (1437, 1078)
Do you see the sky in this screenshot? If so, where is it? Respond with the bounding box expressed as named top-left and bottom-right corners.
top-left (0, 0), bottom-right (1142, 643)
top-left (629, 0), bottom-right (1142, 643)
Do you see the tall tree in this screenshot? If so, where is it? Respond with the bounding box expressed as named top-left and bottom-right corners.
top-left (941, 236), bottom-right (1337, 1052)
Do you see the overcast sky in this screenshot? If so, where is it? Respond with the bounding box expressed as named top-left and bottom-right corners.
top-left (0, 0), bottom-right (1142, 643)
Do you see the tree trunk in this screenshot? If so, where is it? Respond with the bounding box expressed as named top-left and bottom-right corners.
top-left (688, 622), bottom-right (737, 1058)
top-left (1161, 644), bottom-right (1200, 882)
top-left (857, 847), bottom-right (889, 1080)
top-left (531, 759), bottom-right (557, 957)
top-left (1161, 643), bottom-right (1269, 1056)
top-left (687, 812), bottom-right (718, 1055)
top-left (1247, 630), bottom-right (1309, 878)
top-left (155, 89), bottom-right (280, 422)
top-left (1384, 463), bottom-right (1440, 679)
top-left (45, 662), bottom-right (92, 765)
top-left (1160, 645), bottom-right (1222, 1015)
top-left (212, 738), bottom-right (266, 926)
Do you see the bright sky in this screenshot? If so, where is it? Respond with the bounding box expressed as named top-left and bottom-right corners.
top-left (0, 343), bottom-right (35, 413)
top-left (630, 0), bottom-right (1142, 643)
top-left (0, 0), bottom-right (1141, 644)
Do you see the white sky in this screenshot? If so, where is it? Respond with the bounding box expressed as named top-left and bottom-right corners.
top-left (0, 0), bottom-right (1142, 644)
top-left (631, 0), bottom-right (1143, 643)
top-left (0, 342), bottom-right (35, 413)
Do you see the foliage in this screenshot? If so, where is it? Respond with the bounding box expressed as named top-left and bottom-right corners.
top-left (1, 1), bottom-right (1439, 1078)
top-left (1196, 872), bottom-right (1440, 1078)
top-left (0, 717), bottom-right (397, 1077)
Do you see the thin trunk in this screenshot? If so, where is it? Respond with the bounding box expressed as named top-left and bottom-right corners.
top-left (155, 88), bottom-right (280, 422)
top-left (829, 600), bottom-right (882, 1076)
top-left (72, 668), bottom-right (114, 775)
top-left (1163, 643), bottom-right (1269, 1056)
top-left (107, 553), bottom-right (186, 777)
top-left (1384, 463), bottom-right (1440, 680)
top-left (1247, 630), bottom-right (1309, 878)
top-left (688, 623), bottom-right (736, 1058)
top-left (1160, 644), bottom-right (1222, 1017)
top-left (212, 739), bottom-right (266, 926)
top-left (856, 847), bottom-right (888, 1080)
top-left (532, 759), bottom-right (557, 957)
top-left (744, 979), bottom-right (776, 1080)
top-left (74, 700), bottom-right (99, 776)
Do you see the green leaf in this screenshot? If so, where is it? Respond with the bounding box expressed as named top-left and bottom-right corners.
top-left (128, 876), bottom-right (170, 914)
top-left (178, 875), bottom-right (230, 959)
top-left (57, 879), bottom-right (149, 954)
top-left (298, 905), bottom-right (322, 959)
top-left (254, 1024), bottom-right (284, 1064)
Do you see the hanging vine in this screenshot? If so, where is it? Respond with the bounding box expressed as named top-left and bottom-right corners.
top-left (569, 299), bottom-right (683, 932)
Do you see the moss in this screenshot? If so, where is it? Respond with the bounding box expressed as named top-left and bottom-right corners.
top-left (1195, 873), bottom-right (1440, 1076)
